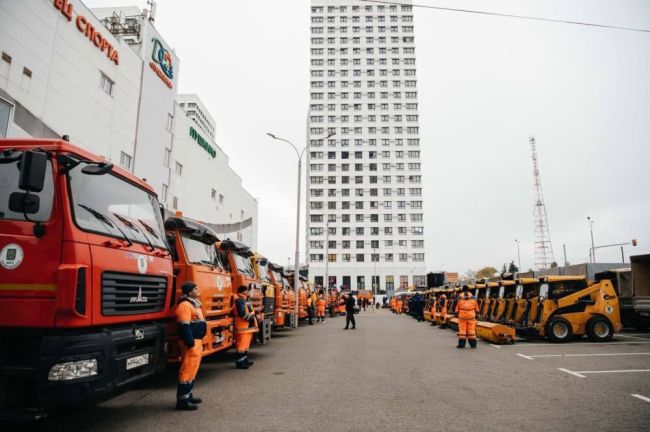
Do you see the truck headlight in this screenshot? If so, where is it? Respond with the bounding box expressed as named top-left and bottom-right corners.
top-left (48, 358), bottom-right (98, 381)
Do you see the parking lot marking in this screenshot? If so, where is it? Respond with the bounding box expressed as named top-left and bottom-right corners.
top-left (498, 340), bottom-right (650, 347)
top-left (616, 334), bottom-right (650, 341)
top-left (489, 344), bottom-right (502, 349)
top-left (521, 352), bottom-right (650, 359)
top-left (631, 394), bottom-right (650, 403)
top-left (559, 368), bottom-right (586, 378)
top-left (575, 369), bottom-right (650, 375)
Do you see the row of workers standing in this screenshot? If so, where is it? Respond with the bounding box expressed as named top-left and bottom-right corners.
top-left (390, 285), bottom-right (480, 349)
top-left (174, 282), bottom-right (257, 411)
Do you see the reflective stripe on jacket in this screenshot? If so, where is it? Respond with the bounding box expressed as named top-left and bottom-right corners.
top-left (455, 292), bottom-right (479, 320)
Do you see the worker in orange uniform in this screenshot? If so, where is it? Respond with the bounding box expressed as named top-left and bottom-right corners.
top-left (438, 293), bottom-right (448, 329)
top-left (233, 285), bottom-right (258, 369)
top-left (396, 297), bottom-right (404, 315)
top-left (455, 285), bottom-right (480, 348)
top-left (430, 293), bottom-right (438, 326)
top-left (316, 293), bottom-right (327, 323)
top-left (175, 281), bottom-right (207, 410)
top-left (390, 296), bottom-right (397, 313)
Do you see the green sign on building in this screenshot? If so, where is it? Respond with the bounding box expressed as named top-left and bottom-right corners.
top-left (190, 127), bottom-right (216, 158)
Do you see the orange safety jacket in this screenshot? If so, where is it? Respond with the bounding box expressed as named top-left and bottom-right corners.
top-left (234, 294), bottom-right (258, 334)
top-left (455, 292), bottom-right (480, 320)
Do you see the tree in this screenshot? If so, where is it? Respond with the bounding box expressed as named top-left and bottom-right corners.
top-left (502, 263), bottom-right (507, 274)
top-left (550, 261), bottom-right (558, 268)
top-left (508, 261), bottom-right (519, 273)
top-left (476, 266), bottom-right (498, 279)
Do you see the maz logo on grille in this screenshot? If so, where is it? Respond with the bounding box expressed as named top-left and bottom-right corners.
top-left (130, 287), bottom-right (149, 303)
top-left (102, 272), bottom-right (167, 316)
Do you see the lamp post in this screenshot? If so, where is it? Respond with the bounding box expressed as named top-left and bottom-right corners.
top-left (514, 239), bottom-right (521, 271)
top-left (267, 131), bottom-right (335, 328)
top-left (587, 217), bottom-right (595, 263)
top-left (324, 220), bottom-right (330, 293)
top-left (372, 248), bottom-right (379, 301)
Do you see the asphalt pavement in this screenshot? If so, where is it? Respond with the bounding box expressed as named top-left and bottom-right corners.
top-left (16, 309), bottom-right (650, 431)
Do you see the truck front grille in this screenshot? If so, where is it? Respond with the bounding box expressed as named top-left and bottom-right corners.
top-left (101, 272), bottom-right (167, 316)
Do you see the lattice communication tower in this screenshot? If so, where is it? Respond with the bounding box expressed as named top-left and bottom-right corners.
top-left (530, 136), bottom-right (555, 269)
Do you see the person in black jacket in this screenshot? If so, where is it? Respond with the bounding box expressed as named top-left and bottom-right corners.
top-left (343, 294), bottom-right (356, 330)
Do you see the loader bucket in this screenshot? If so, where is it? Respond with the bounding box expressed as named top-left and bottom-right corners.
top-left (475, 321), bottom-right (516, 344)
top-left (423, 311), bottom-right (433, 322)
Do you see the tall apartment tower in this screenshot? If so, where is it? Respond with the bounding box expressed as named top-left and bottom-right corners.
top-left (307, 0), bottom-right (426, 293)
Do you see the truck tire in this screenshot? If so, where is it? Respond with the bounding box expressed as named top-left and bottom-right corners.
top-left (545, 316), bottom-right (573, 343)
top-left (586, 316), bottom-right (613, 341)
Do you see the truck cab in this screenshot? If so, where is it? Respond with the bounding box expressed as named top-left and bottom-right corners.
top-left (0, 140), bottom-right (172, 411)
top-left (216, 240), bottom-right (268, 342)
top-left (268, 263), bottom-right (289, 328)
top-left (164, 216), bottom-right (233, 361)
top-left (252, 253), bottom-right (276, 341)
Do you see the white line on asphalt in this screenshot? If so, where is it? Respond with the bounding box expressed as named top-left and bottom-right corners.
top-left (498, 341), bottom-right (650, 347)
top-left (490, 344), bottom-right (502, 349)
top-left (517, 353), bottom-right (534, 360)
top-left (631, 394), bottom-right (650, 403)
top-left (616, 334), bottom-right (650, 341)
top-left (523, 352), bottom-right (650, 359)
top-left (559, 368), bottom-right (586, 378)
top-left (576, 369), bottom-right (650, 375)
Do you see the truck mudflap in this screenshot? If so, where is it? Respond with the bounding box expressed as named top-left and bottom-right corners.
top-left (0, 322), bottom-right (166, 410)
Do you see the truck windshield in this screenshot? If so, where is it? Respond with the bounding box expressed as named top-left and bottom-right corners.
top-left (67, 164), bottom-right (166, 249)
top-left (215, 249), bottom-right (231, 273)
top-left (272, 271), bottom-right (283, 286)
top-left (234, 252), bottom-right (254, 276)
top-left (257, 262), bottom-right (271, 282)
top-left (180, 233), bottom-right (218, 266)
top-left (0, 157), bottom-right (54, 222)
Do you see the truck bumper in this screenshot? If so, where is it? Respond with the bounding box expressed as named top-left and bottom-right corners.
top-left (1, 322), bottom-right (166, 409)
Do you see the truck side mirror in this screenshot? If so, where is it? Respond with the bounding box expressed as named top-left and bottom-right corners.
top-left (18, 151), bottom-right (47, 192)
top-left (9, 192), bottom-right (40, 214)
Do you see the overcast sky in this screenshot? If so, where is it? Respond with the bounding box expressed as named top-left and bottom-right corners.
top-left (86, 0), bottom-right (650, 274)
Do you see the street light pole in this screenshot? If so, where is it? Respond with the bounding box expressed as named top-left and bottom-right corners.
top-left (267, 132), bottom-right (334, 328)
top-left (587, 217), bottom-right (595, 263)
top-left (324, 220), bottom-right (329, 293)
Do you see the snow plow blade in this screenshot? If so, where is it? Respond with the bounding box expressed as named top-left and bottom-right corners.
top-left (448, 318), bottom-right (515, 344)
top-left (476, 321), bottom-right (515, 344)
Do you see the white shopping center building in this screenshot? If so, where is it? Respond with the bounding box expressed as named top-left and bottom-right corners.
top-left (0, 0), bottom-right (257, 247)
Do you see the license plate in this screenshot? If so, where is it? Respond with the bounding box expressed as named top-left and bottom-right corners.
top-left (126, 353), bottom-right (149, 370)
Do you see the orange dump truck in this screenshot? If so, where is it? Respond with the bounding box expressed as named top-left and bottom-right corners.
top-left (217, 240), bottom-right (271, 343)
top-left (164, 216), bottom-right (233, 361)
top-left (0, 139), bottom-right (173, 414)
top-left (252, 253), bottom-right (276, 340)
top-left (268, 263), bottom-right (289, 328)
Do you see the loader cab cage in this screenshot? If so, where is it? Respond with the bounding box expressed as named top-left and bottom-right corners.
top-left (540, 279), bottom-right (589, 300)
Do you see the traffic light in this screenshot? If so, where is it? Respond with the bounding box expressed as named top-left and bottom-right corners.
top-left (632, 239), bottom-right (638, 246)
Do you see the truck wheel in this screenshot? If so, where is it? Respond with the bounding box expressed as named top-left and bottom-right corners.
top-left (586, 316), bottom-right (613, 341)
top-left (546, 316), bottom-right (573, 343)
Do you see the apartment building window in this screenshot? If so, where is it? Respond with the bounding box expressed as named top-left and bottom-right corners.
top-left (328, 254), bottom-right (337, 262)
top-left (342, 254), bottom-right (351, 262)
top-left (385, 254), bottom-right (394, 263)
top-left (100, 73), bottom-right (114, 95)
top-left (386, 275), bottom-right (395, 289)
top-left (356, 240), bottom-right (365, 249)
top-left (412, 240), bottom-right (424, 248)
top-left (356, 254), bottom-right (365, 263)
top-left (413, 253), bottom-right (425, 262)
top-left (310, 241), bottom-right (323, 249)
top-left (310, 254), bottom-right (324, 262)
